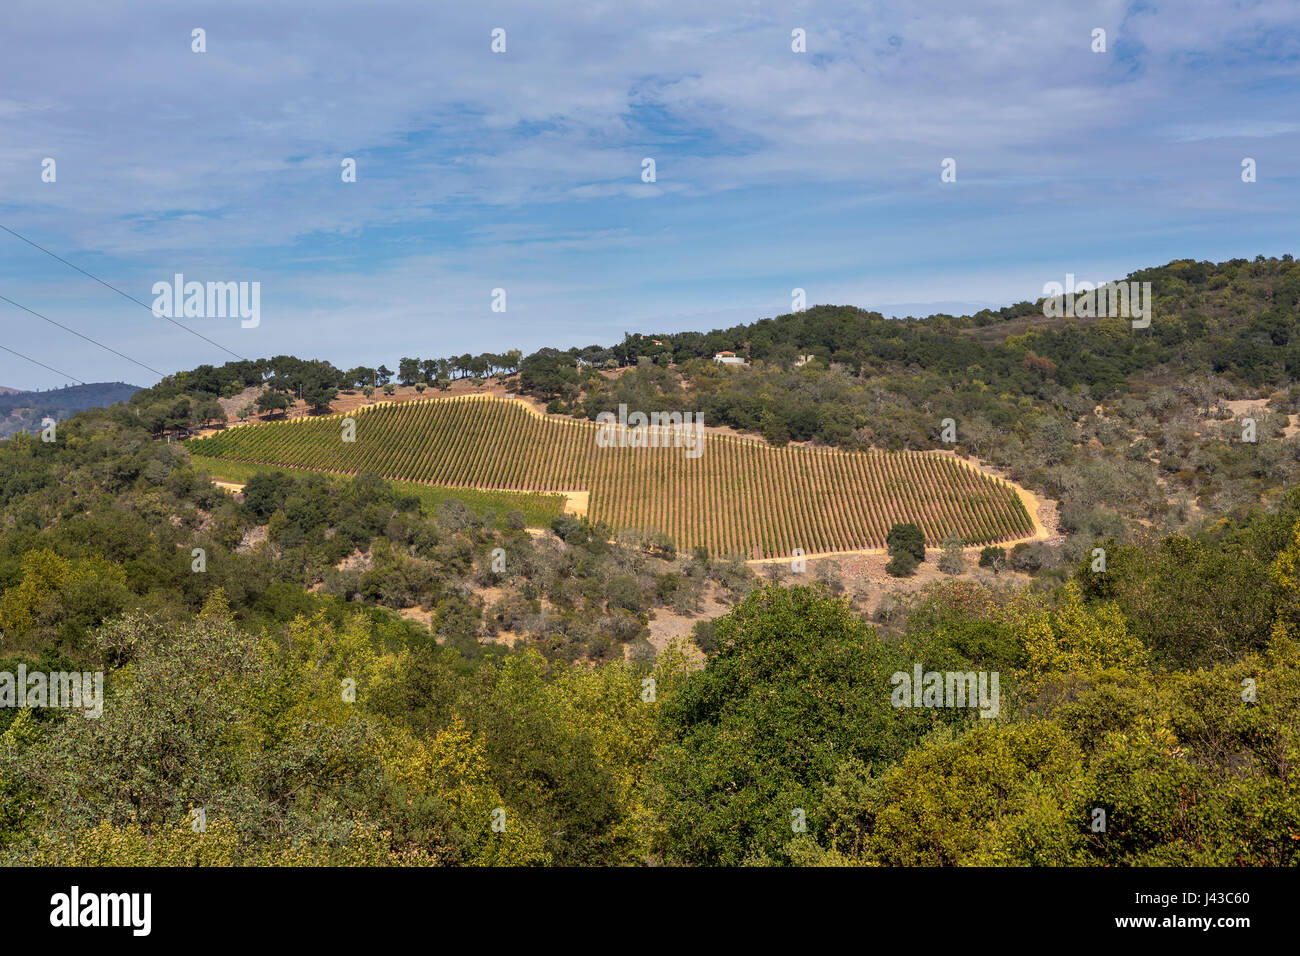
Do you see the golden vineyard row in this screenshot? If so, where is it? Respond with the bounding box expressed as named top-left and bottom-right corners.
top-left (187, 395), bottom-right (1035, 559)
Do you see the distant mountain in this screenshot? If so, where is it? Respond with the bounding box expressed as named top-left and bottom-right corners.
top-left (0, 381), bottom-right (141, 438)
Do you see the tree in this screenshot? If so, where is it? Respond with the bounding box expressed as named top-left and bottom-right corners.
top-left (2, 610), bottom-right (467, 865)
top-left (1009, 581), bottom-right (1148, 687)
top-left (304, 384), bottom-right (337, 412)
top-left (865, 723), bottom-right (1086, 866)
top-left (1075, 536), bottom-right (1274, 667)
top-left (519, 349), bottom-right (581, 401)
top-left (814, 560), bottom-right (844, 594)
top-left (0, 549), bottom-right (130, 654)
top-left (979, 546), bottom-right (1006, 572)
top-left (459, 652), bottom-right (625, 864)
top-left (380, 716), bottom-right (551, 865)
top-left (256, 389), bottom-right (290, 417)
top-left (650, 585), bottom-right (932, 865)
top-left (1267, 517), bottom-right (1300, 643)
top-left (1008, 542), bottom-right (1047, 573)
top-left (886, 523), bottom-right (925, 561)
top-left (398, 358), bottom-right (421, 386)
top-left (198, 399), bottom-right (226, 426)
top-left (885, 549), bottom-right (918, 577)
top-left (938, 536), bottom-right (966, 575)
top-left (242, 471), bottom-right (292, 520)
top-left (344, 367), bottom-right (373, 390)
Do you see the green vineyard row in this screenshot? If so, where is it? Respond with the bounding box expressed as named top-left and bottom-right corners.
top-left (188, 453), bottom-right (566, 529)
top-left (186, 396), bottom-right (1036, 559)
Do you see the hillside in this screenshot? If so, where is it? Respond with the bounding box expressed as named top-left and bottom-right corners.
top-left (0, 381), bottom-right (141, 439)
top-left (2, 254), bottom-right (1300, 873)
top-left (122, 256), bottom-right (1300, 571)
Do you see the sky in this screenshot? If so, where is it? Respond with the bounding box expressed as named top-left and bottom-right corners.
top-left (0, 0), bottom-right (1297, 390)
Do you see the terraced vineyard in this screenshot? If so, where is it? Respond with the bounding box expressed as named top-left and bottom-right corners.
top-left (186, 395), bottom-right (1036, 558)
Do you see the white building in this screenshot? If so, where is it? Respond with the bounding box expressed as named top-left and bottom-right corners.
top-left (714, 351), bottom-right (745, 365)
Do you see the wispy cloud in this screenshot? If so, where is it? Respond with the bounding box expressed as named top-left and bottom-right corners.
top-left (0, 0), bottom-right (1296, 387)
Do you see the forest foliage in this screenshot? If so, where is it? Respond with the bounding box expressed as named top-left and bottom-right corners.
top-left (2, 256), bottom-right (1300, 865)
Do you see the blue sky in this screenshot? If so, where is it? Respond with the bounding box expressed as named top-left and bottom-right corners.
top-left (1, 0), bottom-right (1297, 389)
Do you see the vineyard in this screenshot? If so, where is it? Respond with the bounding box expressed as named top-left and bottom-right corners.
top-left (186, 395), bottom-right (1036, 559)
top-left (187, 453), bottom-right (567, 529)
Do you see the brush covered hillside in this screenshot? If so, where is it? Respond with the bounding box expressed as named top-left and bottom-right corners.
top-left (527, 256), bottom-right (1300, 568)
top-left (2, 256), bottom-right (1300, 867)
top-left (0, 381), bottom-right (140, 439)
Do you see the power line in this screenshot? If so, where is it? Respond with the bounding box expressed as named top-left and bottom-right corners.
top-left (0, 222), bottom-right (248, 361)
top-left (0, 342), bottom-right (85, 384)
top-left (0, 292), bottom-right (165, 377)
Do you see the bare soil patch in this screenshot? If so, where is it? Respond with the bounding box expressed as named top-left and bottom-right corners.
top-left (642, 590), bottom-right (731, 664)
top-left (826, 553), bottom-right (1034, 620)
